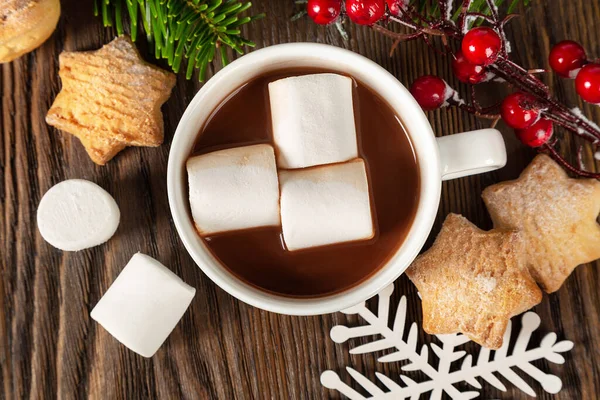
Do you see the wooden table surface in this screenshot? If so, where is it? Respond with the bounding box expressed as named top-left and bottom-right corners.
top-left (2, 0), bottom-right (600, 399)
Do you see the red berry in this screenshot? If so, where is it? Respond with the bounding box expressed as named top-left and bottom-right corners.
top-left (346, 0), bottom-right (386, 25)
top-left (575, 64), bottom-right (600, 104)
top-left (307, 0), bottom-right (342, 25)
top-left (549, 40), bottom-right (587, 78)
top-left (386, 0), bottom-right (408, 15)
top-left (461, 27), bottom-right (502, 66)
top-left (515, 119), bottom-right (553, 147)
top-left (452, 50), bottom-right (487, 84)
top-left (501, 92), bottom-right (540, 129)
top-left (410, 75), bottom-right (449, 111)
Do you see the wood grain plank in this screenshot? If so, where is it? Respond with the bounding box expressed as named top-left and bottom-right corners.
top-left (2, 0), bottom-right (600, 399)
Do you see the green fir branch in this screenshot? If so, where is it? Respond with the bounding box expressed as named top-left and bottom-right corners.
top-left (94, 0), bottom-right (264, 81)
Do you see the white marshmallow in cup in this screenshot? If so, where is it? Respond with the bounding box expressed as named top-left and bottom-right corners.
top-left (279, 159), bottom-right (375, 251)
top-left (90, 253), bottom-right (196, 358)
top-left (268, 73), bottom-right (358, 169)
top-left (186, 144), bottom-right (281, 235)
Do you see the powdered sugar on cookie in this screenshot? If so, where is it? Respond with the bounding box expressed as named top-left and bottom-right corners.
top-left (483, 154), bottom-right (600, 292)
top-left (407, 214), bottom-right (542, 349)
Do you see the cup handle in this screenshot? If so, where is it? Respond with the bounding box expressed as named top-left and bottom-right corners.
top-left (436, 129), bottom-right (507, 181)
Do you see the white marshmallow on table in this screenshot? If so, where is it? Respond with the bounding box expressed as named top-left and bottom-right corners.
top-left (36, 179), bottom-right (120, 251)
top-left (91, 253), bottom-right (196, 358)
top-left (269, 73), bottom-right (358, 169)
top-left (186, 144), bottom-right (281, 235)
top-left (279, 159), bottom-right (374, 251)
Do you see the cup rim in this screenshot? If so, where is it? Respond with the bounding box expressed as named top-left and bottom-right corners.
top-left (167, 43), bottom-right (441, 315)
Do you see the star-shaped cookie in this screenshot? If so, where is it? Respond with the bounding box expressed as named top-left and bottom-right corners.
top-left (46, 36), bottom-right (176, 165)
top-left (407, 214), bottom-right (542, 349)
top-left (483, 154), bottom-right (600, 293)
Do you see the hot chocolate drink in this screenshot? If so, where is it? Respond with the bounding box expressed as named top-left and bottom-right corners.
top-left (188, 68), bottom-right (420, 297)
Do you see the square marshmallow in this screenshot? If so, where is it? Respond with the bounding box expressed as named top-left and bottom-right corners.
top-left (279, 159), bottom-right (374, 251)
top-left (269, 73), bottom-right (358, 169)
top-left (91, 253), bottom-right (196, 358)
top-left (186, 144), bottom-right (280, 235)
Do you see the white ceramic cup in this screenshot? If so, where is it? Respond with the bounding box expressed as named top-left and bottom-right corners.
top-left (167, 43), bottom-right (507, 316)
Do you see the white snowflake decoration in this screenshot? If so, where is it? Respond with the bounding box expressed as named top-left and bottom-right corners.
top-left (321, 285), bottom-right (573, 399)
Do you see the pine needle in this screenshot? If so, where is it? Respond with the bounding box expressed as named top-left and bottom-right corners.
top-left (94, 0), bottom-right (263, 81)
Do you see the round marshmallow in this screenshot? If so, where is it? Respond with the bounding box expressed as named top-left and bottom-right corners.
top-left (37, 179), bottom-right (120, 251)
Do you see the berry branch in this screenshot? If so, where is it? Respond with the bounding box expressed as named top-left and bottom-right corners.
top-left (304, 0), bottom-right (600, 179)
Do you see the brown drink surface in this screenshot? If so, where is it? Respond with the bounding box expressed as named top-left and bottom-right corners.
top-left (191, 69), bottom-right (420, 297)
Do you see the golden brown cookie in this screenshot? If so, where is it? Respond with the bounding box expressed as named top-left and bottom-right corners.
top-left (0, 0), bottom-right (60, 63)
top-left (483, 154), bottom-right (600, 293)
top-left (407, 214), bottom-right (542, 349)
top-left (46, 36), bottom-right (176, 165)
